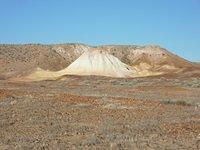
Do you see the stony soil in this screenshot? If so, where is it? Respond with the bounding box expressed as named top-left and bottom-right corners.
top-left (0, 76), bottom-right (200, 149)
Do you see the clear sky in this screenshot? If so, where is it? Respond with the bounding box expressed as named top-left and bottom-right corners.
top-left (0, 0), bottom-right (199, 61)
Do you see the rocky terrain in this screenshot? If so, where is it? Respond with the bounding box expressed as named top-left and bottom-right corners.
top-left (0, 44), bottom-right (199, 79)
top-left (0, 76), bottom-right (200, 149)
top-left (0, 43), bottom-right (200, 149)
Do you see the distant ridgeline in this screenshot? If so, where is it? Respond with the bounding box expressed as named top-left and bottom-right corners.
top-left (0, 44), bottom-right (199, 80)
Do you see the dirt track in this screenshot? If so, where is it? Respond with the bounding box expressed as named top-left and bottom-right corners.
top-left (0, 76), bottom-right (200, 149)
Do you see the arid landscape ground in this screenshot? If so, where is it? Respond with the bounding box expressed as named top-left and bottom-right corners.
top-left (0, 44), bottom-right (200, 149)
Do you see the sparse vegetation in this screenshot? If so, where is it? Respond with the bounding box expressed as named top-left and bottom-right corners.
top-left (0, 44), bottom-right (200, 149)
top-left (161, 100), bottom-right (192, 106)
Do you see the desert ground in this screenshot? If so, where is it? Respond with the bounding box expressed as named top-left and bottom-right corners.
top-left (0, 75), bottom-right (200, 149)
top-left (0, 44), bottom-right (200, 149)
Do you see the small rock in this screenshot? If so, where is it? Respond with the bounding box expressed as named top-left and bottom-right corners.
top-left (10, 100), bottom-right (17, 105)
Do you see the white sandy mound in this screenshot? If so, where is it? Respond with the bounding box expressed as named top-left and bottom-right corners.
top-left (24, 50), bottom-right (136, 81)
top-left (61, 50), bottom-right (135, 78)
top-left (23, 49), bottom-right (164, 81)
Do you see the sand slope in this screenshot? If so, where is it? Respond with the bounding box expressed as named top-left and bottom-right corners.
top-left (23, 50), bottom-right (137, 81)
top-left (23, 68), bottom-right (62, 81)
top-left (62, 49), bottom-right (135, 78)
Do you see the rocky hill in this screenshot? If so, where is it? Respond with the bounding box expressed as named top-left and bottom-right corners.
top-left (0, 43), bottom-right (199, 79)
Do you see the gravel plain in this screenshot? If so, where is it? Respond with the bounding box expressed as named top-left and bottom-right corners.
top-left (0, 76), bottom-right (200, 149)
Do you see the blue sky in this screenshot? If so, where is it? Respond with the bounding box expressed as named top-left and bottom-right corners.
top-left (0, 0), bottom-right (200, 61)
